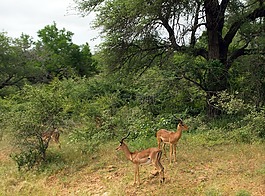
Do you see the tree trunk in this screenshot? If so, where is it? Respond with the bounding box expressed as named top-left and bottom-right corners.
top-left (204, 0), bottom-right (229, 117)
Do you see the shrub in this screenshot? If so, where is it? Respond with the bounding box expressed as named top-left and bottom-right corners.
top-left (235, 190), bottom-right (251, 196)
top-left (10, 149), bottom-right (40, 171)
top-left (244, 109), bottom-right (265, 139)
top-left (9, 83), bottom-right (67, 170)
top-left (210, 90), bottom-right (251, 115)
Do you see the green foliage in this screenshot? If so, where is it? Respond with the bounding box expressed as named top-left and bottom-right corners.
top-left (0, 24), bottom-right (97, 97)
top-left (125, 135), bottom-right (157, 152)
top-left (243, 109), bottom-right (265, 139)
top-left (177, 104), bottom-right (265, 146)
top-left (75, 0), bottom-right (265, 117)
top-left (68, 127), bottom-right (102, 154)
top-left (1, 52), bottom-right (264, 172)
top-left (231, 53), bottom-right (265, 108)
top-left (10, 149), bottom-right (40, 171)
top-left (0, 98), bottom-right (13, 137)
top-left (1, 21), bottom-right (265, 172)
top-left (235, 190), bottom-right (251, 196)
top-left (0, 32), bottom-right (44, 92)
top-left (36, 22), bottom-right (98, 79)
top-left (8, 82), bottom-right (67, 170)
top-left (210, 90), bottom-right (251, 115)
top-left (207, 90), bottom-right (265, 141)
top-left (1, 0), bottom-right (265, 181)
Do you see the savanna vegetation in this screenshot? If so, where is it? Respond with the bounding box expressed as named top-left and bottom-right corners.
top-left (0, 0), bottom-right (265, 195)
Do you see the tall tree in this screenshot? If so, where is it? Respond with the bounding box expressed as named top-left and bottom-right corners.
top-left (0, 32), bottom-right (43, 91)
top-left (75, 0), bottom-right (265, 116)
top-left (37, 22), bottom-right (97, 79)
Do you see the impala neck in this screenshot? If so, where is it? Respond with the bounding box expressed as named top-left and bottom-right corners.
top-left (120, 143), bottom-right (133, 161)
top-left (176, 124), bottom-right (183, 137)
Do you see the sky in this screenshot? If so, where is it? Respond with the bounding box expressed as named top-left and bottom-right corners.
top-left (0, 0), bottom-right (101, 52)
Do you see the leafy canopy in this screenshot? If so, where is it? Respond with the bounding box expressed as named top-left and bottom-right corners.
top-left (75, 0), bottom-right (265, 116)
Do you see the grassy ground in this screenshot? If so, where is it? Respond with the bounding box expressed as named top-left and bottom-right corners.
top-left (0, 134), bottom-right (264, 196)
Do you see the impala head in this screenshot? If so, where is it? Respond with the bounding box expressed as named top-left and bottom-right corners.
top-left (178, 119), bottom-right (189, 131)
top-left (173, 115), bottom-right (188, 131)
top-left (116, 132), bottom-right (130, 151)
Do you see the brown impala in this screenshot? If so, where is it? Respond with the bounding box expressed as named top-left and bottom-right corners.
top-left (116, 132), bottom-right (165, 185)
top-left (156, 119), bottom-right (188, 163)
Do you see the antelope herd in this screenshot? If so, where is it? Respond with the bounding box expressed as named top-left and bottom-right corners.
top-left (41, 117), bottom-right (188, 186)
top-left (117, 117), bottom-right (188, 185)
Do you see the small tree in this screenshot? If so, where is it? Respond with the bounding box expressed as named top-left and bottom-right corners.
top-left (10, 83), bottom-right (66, 170)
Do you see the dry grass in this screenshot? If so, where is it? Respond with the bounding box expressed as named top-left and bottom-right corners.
top-left (105, 142), bottom-right (265, 196)
top-left (0, 135), bottom-right (264, 196)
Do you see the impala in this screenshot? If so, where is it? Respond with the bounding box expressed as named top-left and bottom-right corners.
top-left (156, 119), bottom-right (188, 163)
top-left (116, 132), bottom-right (165, 185)
top-left (42, 127), bottom-right (61, 149)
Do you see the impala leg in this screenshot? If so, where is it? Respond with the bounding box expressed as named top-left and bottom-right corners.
top-left (157, 152), bottom-right (165, 183)
top-left (153, 151), bottom-right (165, 184)
top-left (157, 138), bottom-right (161, 149)
top-left (169, 144), bottom-right (173, 164)
top-left (134, 164), bottom-right (140, 185)
top-left (134, 164), bottom-right (137, 185)
top-left (173, 144), bottom-right (177, 162)
top-left (162, 143), bottom-right (167, 159)
top-left (137, 164), bottom-right (140, 185)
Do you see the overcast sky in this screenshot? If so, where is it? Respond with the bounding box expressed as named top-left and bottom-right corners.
top-left (0, 0), bottom-right (101, 52)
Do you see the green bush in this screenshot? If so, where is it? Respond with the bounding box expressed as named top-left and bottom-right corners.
top-left (235, 190), bottom-right (251, 196)
top-left (10, 149), bottom-right (40, 171)
top-left (67, 127), bottom-right (101, 154)
top-left (9, 83), bottom-right (67, 170)
top-left (244, 109), bottom-right (265, 139)
top-left (211, 90), bottom-right (251, 115)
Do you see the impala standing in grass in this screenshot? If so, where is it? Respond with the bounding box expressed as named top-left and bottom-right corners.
top-left (156, 119), bottom-right (188, 163)
top-left (116, 132), bottom-right (165, 185)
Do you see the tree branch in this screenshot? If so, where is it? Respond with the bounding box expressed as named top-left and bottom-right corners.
top-left (220, 0), bottom-right (230, 13)
top-left (182, 73), bottom-right (207, 91)
top-left (159, 14), bottom-right (181, 51)
top-left (217, 0), bottom-right (229, 33)
top-left (0, 75), bottom-right (13, 89)
top-left (227, 42), bottom-right (250, 67)
top-left (0, 75), bottom-right (25, 89)
top-left (190, 1), bottom-right (202, 47)
top-left (192, 48), bottom-right (208, 60)
top-left (224, 5), bottom-right (265, 46)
